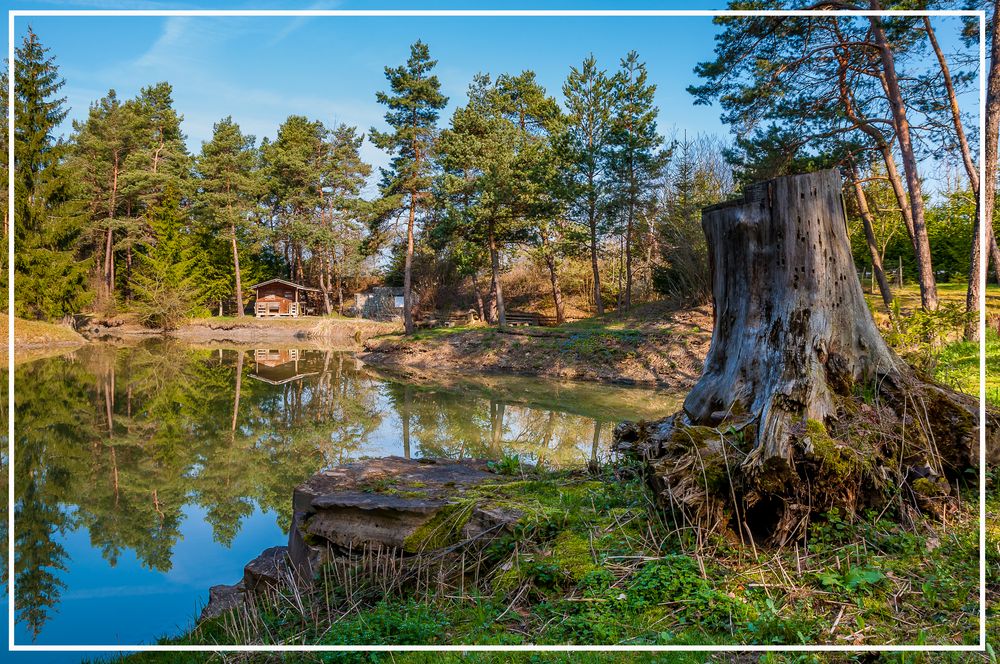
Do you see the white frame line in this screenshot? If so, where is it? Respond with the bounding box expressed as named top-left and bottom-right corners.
top-left (5, 6), bottom-right (988, 654)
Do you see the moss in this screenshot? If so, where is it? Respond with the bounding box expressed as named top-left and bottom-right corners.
top-left (912, 477), bottom-right (949, 497)
top-left (670, 425), bottom-right (720, 447)
top-left (549, 530), bottom-right (598, 581)
top-left (402, 501), bottom-right (475, 553)
top-left (804, 418), bottom-right (860, 478)
top-left (696, 453), bottom-right (729, 492)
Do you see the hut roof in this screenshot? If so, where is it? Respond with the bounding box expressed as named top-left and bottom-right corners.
top-left (249, 278), bottom-right (321, 292)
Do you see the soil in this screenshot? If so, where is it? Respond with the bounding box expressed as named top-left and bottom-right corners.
top-left (361, 302), bottom-right (714, 389)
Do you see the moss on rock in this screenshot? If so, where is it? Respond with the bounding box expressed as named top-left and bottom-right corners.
top-left (402, 500), bottom-right (476, 553)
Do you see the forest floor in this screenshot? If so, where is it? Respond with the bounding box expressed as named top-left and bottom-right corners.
top-left (362, 300), bottom-right (715, 389)
top-left (362, 283), bottom-right (1000, 395)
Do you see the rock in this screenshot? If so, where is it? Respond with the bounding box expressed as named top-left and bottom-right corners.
top-left (292, 456), bottom-right (492, 512)
top-left (243, 545), bottom-right (291, 593)
top-left (200, 581), bottom-right (244, 622)
top-left (287, 456), bottom-right (521, 577)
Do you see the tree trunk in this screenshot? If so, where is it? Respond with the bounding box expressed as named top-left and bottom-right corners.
top-left (589, 194), bottom-right (604, 316)
top-left (974, 4), bottom-right (1000, 337)
top-left (624, 205), bottom-right (634, 312)
top-left (992, 236), bottom-right (1000, 286)
top-left (541, 236), bottom-right (566, 325)
top-left (403, 195), bottom-right (416, 335)
top-left (545, 254), bottom-right (565, 325)
top-left (870, 5), bottom-right (938, 311)
top-left (614, 170), bottom-right (989, 546)
top-left (926, 15), bottom-right (989, 339)
top-left (402, 385), bottom-right (413, 459)
top-left (488, 221), bottom-right (506, 328)
top-left (231, 349), bottom-right (243, 432)
top-left (849, 166), bottom-right (894, 313)
top-left (319, 255), bottom-right (333, 316)
top-left (685, 170), bottom-right (900, 463)
top-left (471, 271), bottom-right (486, 322)
top-left (231, 222), bottom-right (244, 317)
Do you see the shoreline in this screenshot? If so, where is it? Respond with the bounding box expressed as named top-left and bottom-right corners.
top-left (359, 303), bottom-right (714, 390)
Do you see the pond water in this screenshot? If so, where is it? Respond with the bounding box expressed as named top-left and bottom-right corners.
top-left (1, 341), bottom-right (683, 650)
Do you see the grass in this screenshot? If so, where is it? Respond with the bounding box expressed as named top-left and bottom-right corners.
top-left (933, 328), bottom-right (1000, 406)
top-left (109, 460), bottom-right (985, 659)
top-left (871, 281), bottom-right (1000, 313)
top-left (4, 315), bottom-right (85, 346)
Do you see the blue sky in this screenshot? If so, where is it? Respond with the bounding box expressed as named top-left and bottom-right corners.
top-left (5, 2), bottom-right (980, 196)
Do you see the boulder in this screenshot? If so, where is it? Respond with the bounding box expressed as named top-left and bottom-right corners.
top-left (200, 581), bottom-right (244, 622)
top-left (288, 456), bottom-right (521, 578)
top-left (202, 456), bottom-right (523, 622)
top-left (243, 545), bottom-right (291, 593)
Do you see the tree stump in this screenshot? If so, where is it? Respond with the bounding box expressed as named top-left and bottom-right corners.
top-left (615, 169), bottom-right (995, 546)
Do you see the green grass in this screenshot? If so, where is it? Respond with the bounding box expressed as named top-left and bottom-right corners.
top-left (933, 328), bottom-right (1000, 406)
top-left (112, 462), bottom-right (983, 657)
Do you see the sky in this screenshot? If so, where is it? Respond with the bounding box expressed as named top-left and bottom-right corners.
top-left (7, 4), bottom-right (730, 193)
top-left (4, 2), bottom-right (980, 196)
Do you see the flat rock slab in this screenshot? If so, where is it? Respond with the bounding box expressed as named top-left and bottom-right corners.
top-left (289, 456), bottom-right (520, 576)
top-left (293, 456), bottom-right (494, 513)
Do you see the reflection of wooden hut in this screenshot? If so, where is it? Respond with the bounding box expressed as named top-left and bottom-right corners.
top-left (249, 348), bottom-right (318, 385)
top-left (251, 279), bottom-right (321, 318)
top-left (356, 286), bottom-right (405, 320)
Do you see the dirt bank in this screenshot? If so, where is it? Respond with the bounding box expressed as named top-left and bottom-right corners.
top-left (361, 302), bottom-right (713, 389)
top-left (81, 315), bottom-right (400, 345)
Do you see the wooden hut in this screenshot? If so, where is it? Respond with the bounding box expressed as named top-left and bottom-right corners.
top-left (250, 279), bottom-right (320, 318)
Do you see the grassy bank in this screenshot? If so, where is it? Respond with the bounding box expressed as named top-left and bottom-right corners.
top-left (112, 458), bottom-right (989, 661)
top-left (362, 301), bottom-right (713, 388)
top-left (3, 315), bottom-right (86, 346)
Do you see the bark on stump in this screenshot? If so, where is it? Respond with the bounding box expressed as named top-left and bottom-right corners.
top-left (614, 169), bottom-right (994, 546)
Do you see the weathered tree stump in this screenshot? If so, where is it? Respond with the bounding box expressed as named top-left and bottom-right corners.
top-left (615, 169), bottom-right (996, 546)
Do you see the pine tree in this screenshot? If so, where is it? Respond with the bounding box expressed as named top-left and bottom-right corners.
top-left (69, 89), bottom-right (142, 305)
top-left (370, 40), bottom-right (448, 334)
top-left (437, 72), bottom-right (557, 327)
top-left (13, 28), bottom-right (91, 319)
top-left (195, 117), bottom-right (260, 316)
top-left (561, 55), bottom-right (612, 315)
top-left (261, 115), bottom-right (326, 284)
top-left (606, 51), bottom-right (664, 313)
top-left (122, 82), bottom-right (191, 300)
top-left (317, 124), bottom-right (371, 314)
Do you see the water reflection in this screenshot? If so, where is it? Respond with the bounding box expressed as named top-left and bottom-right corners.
top-left (6, 342), bottom-right (682, 644)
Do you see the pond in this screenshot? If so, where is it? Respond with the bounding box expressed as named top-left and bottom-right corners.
top-left (1, 341), bottom-right (683, 649)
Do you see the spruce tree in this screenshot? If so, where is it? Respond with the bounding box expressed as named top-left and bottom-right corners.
top-left (13, 28), bottom-right (90, 319)
top-left (131, 187), bottom-right (197, 329)
top-left (370, 40), bottom-right (448, 334)
top-left (317, 124), bottom-right (371, 314)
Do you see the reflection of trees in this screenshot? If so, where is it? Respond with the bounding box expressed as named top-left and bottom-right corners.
top-left (8, 343), bottom-right (632, 640)
top-left (8, 343), bottom-right (386, 639)
top-left (12, 356), bottom-right (95, 639)
top-left (384, 380), bottom-right (610, 467)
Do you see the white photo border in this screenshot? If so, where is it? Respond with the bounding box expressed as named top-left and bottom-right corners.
top-left (5, 6), bottom-right (989, 654)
